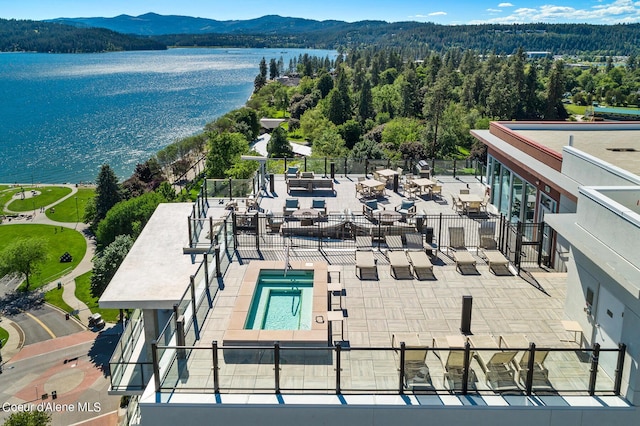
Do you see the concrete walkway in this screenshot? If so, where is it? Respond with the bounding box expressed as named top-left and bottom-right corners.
top-left (0, 184), bottom-right (96, 363)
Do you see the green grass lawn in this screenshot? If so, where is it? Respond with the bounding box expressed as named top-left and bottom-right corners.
top-left (74, 271), bottom-right (120, 322)
top-left (43, 287), bottom-right (77, 318)
top-left (0, 185), bottom-right (9, 191)
top-left (0, 224), bottom-right (87, 290)
top-left (565, 104), bottom-right (587, 115)
top-left (46, 188), bottom-right (95, 223)
top-left (0, 326), bottom-right (9, 346)
top-left (0, 187), bottom-right (31, 215)
top-left (7, 186), bottom-right (73, 212)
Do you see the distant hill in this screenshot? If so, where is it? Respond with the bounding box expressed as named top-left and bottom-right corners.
top-left (48, 12), bottom-right (351, 36)
top-left (0, 18), bottom-right (165, 53)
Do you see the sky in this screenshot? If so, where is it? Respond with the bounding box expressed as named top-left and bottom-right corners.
top-left (1, 0), bottom-right (640, 25)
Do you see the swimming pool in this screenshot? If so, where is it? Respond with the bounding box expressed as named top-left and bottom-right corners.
top-left (244, 270), bottom-right (314, 330)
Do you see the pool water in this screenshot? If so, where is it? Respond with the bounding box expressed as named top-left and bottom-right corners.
top-left (245, 270), bottom-right (314, 330)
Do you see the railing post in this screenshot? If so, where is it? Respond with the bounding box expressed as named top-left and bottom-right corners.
top-left (324, 157), bottom-right (327, 177)
top-left (190, 276), bottom-right (199, 341)
top-left (304, 157), bottom-right (307, 172)
top-left (537, 222), bottom-right (544, 266)
top-left (335, 342), bottom-right (342, 394)
top-left (399, 342), bottom-right (406, 394)
top-left (525, 342), bottom-right (536, 395)
top-left (228, 178), bottom-right (232, 200)
top-left (215, 244), bottom-right (222, 279)
top-left (151, 341), bottom-right (160, 392)
top-left (614, 343), bottom-right (626, 395)
top-left (274, 342), bottom-right (281, 394)
top-left (589, 343), bottom-right (601, 396)
top-left (462, 341), bottom-right (471, 394)
top-left (453, 159), bottom-right (457, 179)
top-left (255, 212), bottom-right (260, 250)
top-left (365, 159), bottom-right (369, 177)
top-left (515, 221), bottom-right (523, 275)
top-left (344, 157), bottom-right (348, 177)
top-left (188, 217), bottom-right (193, 248)
top-left (212, 341), bottom-right (220, 393)
top-left (284, 157), bottom-right (287, 174)
top-left (437, 213), bottom-right (443, 252)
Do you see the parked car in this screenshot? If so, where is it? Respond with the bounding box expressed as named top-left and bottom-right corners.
top-left (88, 313), bottom-right (105, 329)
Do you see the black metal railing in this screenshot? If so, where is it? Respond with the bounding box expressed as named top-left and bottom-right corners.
top-left (151, 341), bottom-right (626, 397)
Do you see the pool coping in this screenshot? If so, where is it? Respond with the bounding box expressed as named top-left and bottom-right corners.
top-left (223, 260), bottom-right (329, 347)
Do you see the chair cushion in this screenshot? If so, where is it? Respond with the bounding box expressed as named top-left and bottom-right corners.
top-left (285, 199), bottom-right (298, 208)
top-left (287, 167), bottom-right (298, 174)
top-left (365, 200), bottom-right (378, 210)
top-left (401, 200), bottom-right (414, 210)
top-left (312, 199), bottom-right (325, 209)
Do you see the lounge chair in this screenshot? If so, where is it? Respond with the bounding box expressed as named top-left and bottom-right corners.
top-left (388, 251), bottom-right (413, 279)
top-left (479, 236), bottom-right (510, 274)
top-left (300, 171), bottom-right (315, 179)
top-left (449, 227), bottom-right (477, 274)
top-left (501, 334), bottom-right (550, 386)
top-left (407, 251), bottom-right (434, 280)
top-left (394, 200), bottom-right (416, 222)
top-left (356, 250), bottom-right (378, 280)
top-left (356, 235), bottom-right (373, 251)
top-left (402, 347), bottom-right (431, 388)
top-left (470, 335), bottom-right (518, 390)
top-left (405, 232), bottom-right (436, 257)
top-left (442, 349), bottom-right (474, 390)
top-left (385, 235), bottom-right (404, 251)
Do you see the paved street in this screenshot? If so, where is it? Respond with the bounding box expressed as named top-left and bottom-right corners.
top-left (0, 329), bottom-right (122, 426)
top-left (10, 305), bottom-right (85, 345)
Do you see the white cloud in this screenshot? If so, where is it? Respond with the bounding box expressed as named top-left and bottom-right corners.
top-left (429, 11), bottom-right (447, 16)
top-left (487, 8), bottom-right (502, 13)
top-left (498, 2), bottom-right (514, 7)
top-left (470, 0), bottom-right (640, 24)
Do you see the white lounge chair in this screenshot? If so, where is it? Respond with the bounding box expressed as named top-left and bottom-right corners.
top-left (388, 251), bottom-right (413, 279)
top-left (407, 251), bottom-right (434, 280)
top-left (356, 250), bottom-right (377, 280)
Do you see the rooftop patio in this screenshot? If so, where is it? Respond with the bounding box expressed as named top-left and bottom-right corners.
top-left (148, 172), bottom-right (622, 398)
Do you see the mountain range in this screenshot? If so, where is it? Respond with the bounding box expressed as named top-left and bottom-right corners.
top-left (48, 12), bottom-right (362, 36)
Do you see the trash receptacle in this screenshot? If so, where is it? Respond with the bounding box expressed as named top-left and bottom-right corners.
top-left (57, 282), bottom-right (62, 290)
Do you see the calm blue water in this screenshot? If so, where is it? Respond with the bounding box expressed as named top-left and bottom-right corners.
top-left (0, 48), bottom-right (335, 184)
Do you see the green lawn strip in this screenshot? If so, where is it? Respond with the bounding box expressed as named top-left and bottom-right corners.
top-left (0, 185), bottom-right (9, 191)
top-left (0, 326), bottom-right (9, 346)
top-left (0, 224), bottom-right (87, 290)
top-left (74, 271), bottom-right (120, 322)
top-left (46, 188), bottom-right (95, 222)
top-left (43, 287), bottom-right (77, 318)
top-left (0, 188), bottom-right (28, 215)
top-left (7, 186), bottom-right (73, 212)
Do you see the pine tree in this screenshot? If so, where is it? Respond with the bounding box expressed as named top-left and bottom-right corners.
top-left (93, 164), bottom-right (121, 226)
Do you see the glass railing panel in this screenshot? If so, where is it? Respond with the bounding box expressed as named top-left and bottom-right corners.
top-left (594, 348), bottom-right (618, 393)
top-left (340, 348), bottom-right (397, 393)
top-left (279, 347), bottom-right (334, 393)
top-left (532, 349), bottom-right (591, 393)
top-left (110, 362), bottom-right (154, 391)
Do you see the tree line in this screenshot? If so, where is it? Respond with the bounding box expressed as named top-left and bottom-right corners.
top-left (0, 19), bottom-right (165, 53)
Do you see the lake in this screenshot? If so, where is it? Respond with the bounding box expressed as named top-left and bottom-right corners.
top-left (0, 48), bottom-right (335, 184)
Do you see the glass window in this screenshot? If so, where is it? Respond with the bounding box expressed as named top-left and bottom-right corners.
top-left (500, 166), bottom-right (511, 217)
top-left (490, 158), bottom-right (501, 207)
top-left (511, 175), bottom-right (523, 224)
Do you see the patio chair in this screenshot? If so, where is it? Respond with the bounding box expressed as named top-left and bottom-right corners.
top-left (355, 182), bottom-right (366, 198)
top-left (388, 251), bottom-right (413, 279)
top-left (405, 182), bottom-right (420, 200)
top-left (395, 200), bottom-right (416, 222)
top-left (363, 199), bottom-right (383, 221)
top-left (442, 349), bottom-right (475, 390)
top-left (402, 347), bottom-right (431, 388)
top-left (300, 171), bottom-right (315, 179)
top-left (356, 250), bottom-right (378, 280)
top-left (479, 236), bottom-right (510, 274)
top-left (385, 235), bottom-right (404, 251)
top-left (515, 349), bottom-right (550, 386)
top-left (405, 232), bottom-right (436, 257)
top-left (450, 195), bottom-right (463, 214)
top-left (465, 201), bottom-right (481, 215)
top-left (285, 166), bottom-right (299, 180)
top-left (311, 199), bottom-right (327, 216)
top-left (469, 335), bottom-right (518, 390)
top-left (283, 198), bottom-right (299, 216)
top-left (407, 251), bottom-right (434, 280)
top-left (265, 210), bottom-right (283, 233)
top-left (459, 188), bottom-right (470, 195)
top-left (429, 185), bottom-right (442, 200)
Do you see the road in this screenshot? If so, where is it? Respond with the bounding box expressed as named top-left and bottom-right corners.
top-left (9, 305), bottom-right (85, 345)
top-left (0, 329), bottom-right (122, 426)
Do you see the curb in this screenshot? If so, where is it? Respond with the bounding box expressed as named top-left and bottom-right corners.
top-left (44, 302), bottom-right (88, 330)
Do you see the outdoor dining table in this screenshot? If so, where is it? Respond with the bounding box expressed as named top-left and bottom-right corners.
top-left (373, 168), bottom-right (398, 184)
top-left (458, 193), bottom-right (484, 215)
top-left (375, 210), bottom-right (402, 225)
top-left (360, 179), bottom-right (386, 197)
top-left (408, 178), bottom-right (435, 195)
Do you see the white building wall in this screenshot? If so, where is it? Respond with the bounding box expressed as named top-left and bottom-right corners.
top-left (138, 402), bottom-right (640, 426)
